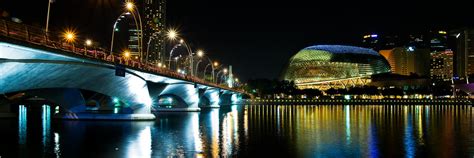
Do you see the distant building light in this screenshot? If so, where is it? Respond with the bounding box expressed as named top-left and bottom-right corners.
top-left (371, 34), bottom-right (378, 38)
top-left (11, 17), bottom-right (22, 23)
top-left (456, 33), bottom-right (461, 38)
top-left (438, 31), bottom-right (447, 34)
top-left (407, 46), bottom-right (415, 52)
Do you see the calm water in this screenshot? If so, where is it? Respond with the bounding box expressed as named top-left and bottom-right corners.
top-left (0, 105), bottom-right (473, 157)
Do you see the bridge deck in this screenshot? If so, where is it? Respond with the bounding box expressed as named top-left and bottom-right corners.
top-left (0, 19), bottom-right (245, 94)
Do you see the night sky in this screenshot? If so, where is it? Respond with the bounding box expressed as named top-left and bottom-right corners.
top-left (1, 0), bottom-right (474, 81)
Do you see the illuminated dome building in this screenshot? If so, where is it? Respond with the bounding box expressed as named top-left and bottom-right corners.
top-left (282, 45), bottom-right (391, 90)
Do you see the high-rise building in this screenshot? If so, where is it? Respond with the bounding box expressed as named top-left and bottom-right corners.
top-left (128, 26), bottom-right (140, 58)
top-left (128, 0), bottom-right (166, 63)
top-left (143, 0), bottom-right (166, 63)
top-left (448, 29), bottom-right (474, 78)
top-left (364, 30), bottom-right (448, 77)
top-left (362, 30), bottom-right (448, 52)
top-left (362, 34), bottom-right (402, 51)
top-left (430, 50), bottom-right (454, 81)
top-left (379, 47), bottom-right (430, 76)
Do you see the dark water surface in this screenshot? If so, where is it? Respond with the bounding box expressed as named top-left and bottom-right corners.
top-left (0, 105), bottom-right (473, 157)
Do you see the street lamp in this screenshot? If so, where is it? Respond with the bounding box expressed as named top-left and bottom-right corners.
top-left (125, 2), bottom-right (134, 10)
top-left (174, 56), bottom-right (180, 71)
top-left (165, 29), bottom-right (195, 76)
top-left (197, 50), bottom-right (204, 57)
top-left (167, 29), bottom-right (178, 41)
top-left (123, 50), bottom-right (131, 58)
top-left (63, 31), bottom-right (76, 43)
top-left (84, 39), bottom-right (92, 55)
top-left (110, 12), bottom-right (132, 55)
top-left (194, 50), bottom-right (204, 76)
top-left (216, 68), bottom-right (228, 84)
top-left (85, 39), bottom-right (92, 46)
top-left (203, 60), bottom-right (217, 82)
top-left (63, 30), bottom-right (76, 52)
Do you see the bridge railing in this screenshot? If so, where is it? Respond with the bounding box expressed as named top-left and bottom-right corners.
top-left (0, 19), bottom-right (247, 94)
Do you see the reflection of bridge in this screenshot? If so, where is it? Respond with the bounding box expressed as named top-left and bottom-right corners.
top-left (0, 19), bottom-right (245, 120)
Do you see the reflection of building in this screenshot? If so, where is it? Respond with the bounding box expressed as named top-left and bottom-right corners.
top-left (282, 45), bottom-right (391, 90)
top-left (430, 50), bottom-right (454, 81)
top-left (448, 29), bottom-right (474, 77)
top-left (379, 47), bottom-right (430, 76)
top-left (128, 0), bottom-right (167, 62)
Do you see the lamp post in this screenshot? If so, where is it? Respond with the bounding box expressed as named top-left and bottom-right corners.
top-left (216, 68), bottom-right (228, 84)
top-left (110, 12), bottom-right (131, 55)
top-left (194, 50), bottom-right (204, 76)
top-left (85, 39), bottom-right (92, 55)
top-left (168, 43), bottom-right (181, 68)
top-left (145, 35), bottom-right (156, 64)
top-left (45, 0), bottom-right (53, 33)
top-left (63, 30), bottom-right (76, 52)
top-left (166, 30), bottom-right (194, 76)
top-left (203, 61), bottom-right (217, 82)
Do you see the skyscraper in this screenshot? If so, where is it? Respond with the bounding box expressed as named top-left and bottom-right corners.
top-left (143, 0), bottom-right (166, 64)
top-left (128, 0), bottom-right (166, 63)
top-left (379, 47), bottom-right (430, 76)
top-left (449, 29), bottom-right (474, 78)
top-left (430, 50), bottom-right (454, 81)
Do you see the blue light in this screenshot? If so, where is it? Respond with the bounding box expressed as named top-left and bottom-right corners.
top-left (18, 105), bottom-right (27, 144)
top-left (113, 97), bottom-right (120, 104)
top-left (371, 34), bottom-right (378, 38)
top-left (42, 105), bottom-right (51, 147)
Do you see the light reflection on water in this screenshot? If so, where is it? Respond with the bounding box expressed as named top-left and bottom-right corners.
top-left (0, 105), bottom-right (473, 157)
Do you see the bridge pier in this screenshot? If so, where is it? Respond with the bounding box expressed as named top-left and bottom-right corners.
top-left (201, 88), bottom-right (221, 108)
top-left (153, 83), bottom-right (201, 112)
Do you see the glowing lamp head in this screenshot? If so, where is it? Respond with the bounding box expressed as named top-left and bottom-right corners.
top-left (179, 39), bottom-right (184, 44)
top-left (223, 68), bottom-right (228, 73)
top-left (63, 30), bottom-right (76, 43)
top-left (167, 29), bottom-right (178, 40)
top-left (158, 62), bottom-right (162, 67)
top-left (213, 61), bottom-right (219, 67)
top-left (197, 50), bottom-right (204, 57)
top-left (125, 2), bottom-right (135, 11)
top-left (85, 39), bottom-right (92, 46)
top-left (123, 51), bottom-right (131, 58)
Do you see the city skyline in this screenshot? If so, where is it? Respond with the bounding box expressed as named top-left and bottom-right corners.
top-left (1, 0), bottom-right (474, 80)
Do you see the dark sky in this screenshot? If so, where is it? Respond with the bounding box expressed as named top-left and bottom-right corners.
top-left (2, 0), bottom-right (474, 81)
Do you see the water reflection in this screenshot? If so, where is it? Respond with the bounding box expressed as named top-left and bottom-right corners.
top-left (126, 125), bottom-right (152, 158)
top-left (246, 105), bottom-right (474, 157)
top-left (18, 105), bottom-right (27, 144)
top-left (42, 105), bottom-right (51, 149)
top-left (1, 104), bottom-right (473, 157)
top-left (54, 132), bottom-right (60, 158)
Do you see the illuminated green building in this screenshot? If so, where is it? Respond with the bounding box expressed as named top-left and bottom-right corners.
top-left (282, 45), bottom-right (391, 90)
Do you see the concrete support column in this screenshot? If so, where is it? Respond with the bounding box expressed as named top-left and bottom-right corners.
top-left (154, 83), bottom-right (201, 112)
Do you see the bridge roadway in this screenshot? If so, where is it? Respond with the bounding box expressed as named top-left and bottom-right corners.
top-left (0, 20), bottom-right (245, 120)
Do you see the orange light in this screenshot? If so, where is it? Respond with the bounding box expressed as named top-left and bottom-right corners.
top-left (63, 30), bottom-right (76, 42)
top-left (125, 2), bottom-right (135, 11)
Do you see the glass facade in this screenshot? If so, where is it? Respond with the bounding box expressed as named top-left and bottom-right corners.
top-left (282, 45), bottom-right (391, 89)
